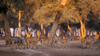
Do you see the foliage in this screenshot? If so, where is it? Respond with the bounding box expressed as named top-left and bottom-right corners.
top-left (8, 15), bottom-right (18, 28)
top-left (33, 0), bottom-right (100, 26)
top-left (33, 3), bottom-right (62, 25)
top-left (7, 0), bottom-right (37, 27)
top-left (0, 0), bottom-right (100, 29)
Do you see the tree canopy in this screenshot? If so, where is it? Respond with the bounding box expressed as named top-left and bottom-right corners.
top-left (33, 0), bottom-right (100, 25)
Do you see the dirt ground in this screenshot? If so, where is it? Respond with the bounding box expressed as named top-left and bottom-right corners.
top-left (0, 40), bottom-right (100, 56)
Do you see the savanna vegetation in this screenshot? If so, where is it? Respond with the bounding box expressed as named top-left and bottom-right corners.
top-left (0, 0), bottom-right (100, 48)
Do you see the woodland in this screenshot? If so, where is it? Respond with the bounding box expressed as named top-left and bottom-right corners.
top-left (0, 0), bottom-right (100, 49)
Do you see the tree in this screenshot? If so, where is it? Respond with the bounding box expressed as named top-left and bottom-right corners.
top-left (75, 0), bottom-right (100, 48)
top-left (7, 0), bottom-right (25, 37)
top-left (0, 0), bottom-right (11, 44)
top-left (33, 0), bottom-right (72, 45)
top-left (77, 0), bottom-right (100, 39)
top-left (33, 0), bottom-right (100, 40)
top-left (7, 0), bottom-right (40, 37)
top-left (64, 0), bottom-right (100, 39)
top-left (18, 10), bottom-right (22, 37)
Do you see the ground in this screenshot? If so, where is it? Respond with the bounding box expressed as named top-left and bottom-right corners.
top-left (0, 40), bottom-right (100, 56)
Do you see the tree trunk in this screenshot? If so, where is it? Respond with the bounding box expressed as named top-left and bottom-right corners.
top-left (61, 26), bottom-right (66, 39)
top-left (26, 30), bottom-right (32, 38)
top-left (3, 13), bottom-right (11, 45)
top-left (80, 19), bottom-right (86, 39)
top-left (67, 24), bottom-right (75, 39)
top-left (88, 28), bottom-right (92, 38)
top-left (77, 14), bottom-right (86, 39)
top-left (40, 24), bottom-right (45, 39)
top-left (48, 12), bottom-right (61, 45)
top-left (48, 0), bottom-right (68, 46)
top-left (94, 30), bottom-right (99, 39)
top-left (36, 24), bottom-right (40, 38)
top-left (37, 30), bottom-right (40, 38)
top-left (41, 24), bottom-right (49, 39)
top-left (25, 26), bottom-right (32, 38)
top-left (13, 27), bottom-right (15, 37)
top-left (83, 19), bottom-right (86, 38)
top-left (48, 18), bottom-right (59, 43)
top-left (80, 20), bottom-right (83, 38)
top-left (18, 10), bottom-right (22, 37)
top-left (45, 25), bottom-right (49, 38)
top-left (41, 24), bottom-right (44, 35)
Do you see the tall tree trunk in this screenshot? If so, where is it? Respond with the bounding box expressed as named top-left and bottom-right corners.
top-left (3, 13), bottom-right (11, 45)
top-left (18, 10), bottom-right (22, 37)
top-left (83, 19), bottom-right (86, 38)
top-left (48, 0), bottom-right (68, 46)
top-left (67, 24), bottom-right (75, 39)
top-left (77, 14), bottom-right (86, 39)
top-left (48, 11), bottom-right (62, 45)
top-left (80, 19), bottom-right (86, 39)
top-left (80, 20), bottom-right (83, 38)
top-left (48, 17), bottom-right (60, 43)
top-left (41, 24), bottom-right (44, 39)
